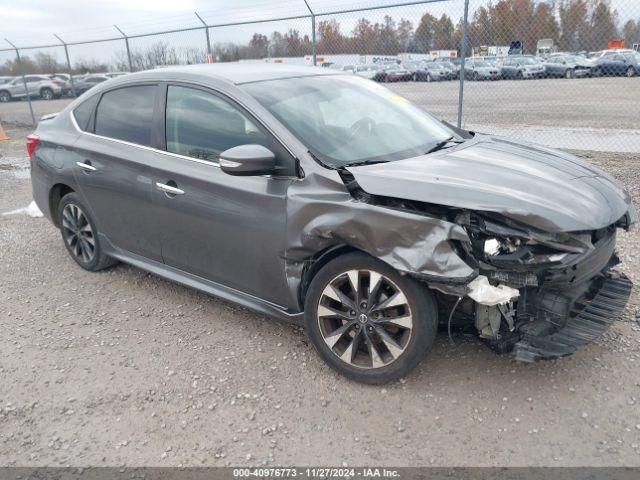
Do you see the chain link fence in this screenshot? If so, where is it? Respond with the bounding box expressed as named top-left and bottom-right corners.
top-left (1, 0), bottom-right (639, 153)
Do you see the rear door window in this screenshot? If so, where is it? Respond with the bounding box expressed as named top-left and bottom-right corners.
top-left (95, 85), bottom-right (157, 146)
top-left (165, 85), bottom-right (268, 162)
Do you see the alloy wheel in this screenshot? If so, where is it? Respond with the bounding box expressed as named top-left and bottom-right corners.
top-left (61, 204), bottom-right (96, 263)
top-left (626, 67), bottom-right (635, 78)
top-left (316, 269), bottom-right (413, 369)
top-left (41, 89), bottom-right (53, 100)
top-left (0, 92), bottom-right (9, 102)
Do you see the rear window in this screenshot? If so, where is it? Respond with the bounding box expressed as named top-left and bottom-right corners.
top-left (95, 85), bottom-right (157, 146)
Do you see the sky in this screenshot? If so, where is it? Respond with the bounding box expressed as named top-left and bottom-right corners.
top-left (0, 0), bottom-right (636, 65)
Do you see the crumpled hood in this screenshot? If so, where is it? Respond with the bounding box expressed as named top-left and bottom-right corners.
top-left (346, 134), bottom-right (634, 232)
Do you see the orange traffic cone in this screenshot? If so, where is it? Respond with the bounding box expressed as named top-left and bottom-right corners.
top-left (0, 122), bottom-right (8, 141)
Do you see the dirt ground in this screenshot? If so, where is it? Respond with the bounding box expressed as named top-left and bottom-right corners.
top-left (1, 125), bottom-right (639, 467)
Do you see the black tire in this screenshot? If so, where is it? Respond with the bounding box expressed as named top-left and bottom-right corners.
top-left (426, 73), bottom-right (432, 83)
top-left (516, 70), bottom-right (524, 80)
top-left (304, 252), bottom-right (438, 384)
top-left (0, 90), bottom-right (10, 103)
top-left (473, 71), bottom-right (479, 81)
top-left (40, 87), bottom-right (54, 100)
top-left (565, 68), bottom-right (574, 79)
top-left (57, 192), bottom-right (117, 271)
top-left (626, 66), bottom-right (635, 78)
top-left (593, 67), bottom-right (602, 77)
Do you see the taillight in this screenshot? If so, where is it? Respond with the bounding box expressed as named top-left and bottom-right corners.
top-left (26, 134), bottom-right (40, 157)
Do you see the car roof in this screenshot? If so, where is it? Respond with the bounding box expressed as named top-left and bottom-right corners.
top-left (108, 63), bottom-right (341, 86)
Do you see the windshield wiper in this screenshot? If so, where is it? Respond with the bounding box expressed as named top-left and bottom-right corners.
top-left (424, 136), bottom-right (459, 155)
top-left (342, 159), bottom-right (390, 168)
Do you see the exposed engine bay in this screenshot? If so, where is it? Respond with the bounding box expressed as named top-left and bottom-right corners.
top-left (440, 211), bottom-right (633, 361)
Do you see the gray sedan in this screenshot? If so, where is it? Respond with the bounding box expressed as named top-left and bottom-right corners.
top-left (28, 64), bottom-right (635, 383)
top-left (463, 60), bottom-right (502, 80)
top-left (544, 54), bottom-right (592, 78)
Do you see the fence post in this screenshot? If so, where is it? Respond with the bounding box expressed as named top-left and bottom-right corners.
top-left (457, 0), bottom-right (470, 128)
top-left (194, 12), bottom-right (212, 57)
top-left (54, 34), bottom-right (77, 98)
top-left (303, 0), bottom-right (316, 66)
top-left (114, 25), bottom-right (133, 72)
top-left (5, 39), bottom-right (36, 126)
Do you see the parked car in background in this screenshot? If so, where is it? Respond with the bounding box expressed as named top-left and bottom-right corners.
top-left (374, 64), bottom-right (412, 82)
top-left (543, 54), bottom-right (592, 78)
top-left (28, 64), bottom-right (635, 383)
top-left (589, 51), bottom-right (639, 77)
top-left (0, 75), bottom-right (62, 102)
top-left (501, 56), bottom-right (546, 79)
top-left (407, 61), bottom-right (453, 82)
top-left (354, 64), bottom-right (379, 80)
top-left (464, 59), bottom-right (501, 80)
top-left (74, 75), bottom-right (110, 95)
top-left (49, 74), bottom-right (76, 97)
top-left (433, 58), bottom-right (461, 79)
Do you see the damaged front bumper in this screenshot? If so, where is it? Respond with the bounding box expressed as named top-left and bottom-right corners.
top-left (457, 218), bottom-right (634, 362)
top-left (513, 270), bottom-right (632, 362)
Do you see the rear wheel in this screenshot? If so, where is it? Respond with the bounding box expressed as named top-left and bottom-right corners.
top-left (40, 87), bottom-right (54, 100)
top-left (473, 71), bottom-right (479, 81)
top-left (426, 73), bottom-right (432, 82)
top-left (516, 70), bottom-right (524, 80)
top-left (565, 68), bottom-right (574, 79)
top-left (58, 193), bottom-right (117, 271)
top-left (0, 91), bottom-right (10, 102)
top-left (626, 66), bottom-right (635, 78)
top-left (304, 252), bottom-right (438, 384)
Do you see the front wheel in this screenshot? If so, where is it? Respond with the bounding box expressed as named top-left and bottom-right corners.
top-left (304, 252), bottom-right (438, 384)
top-left (565, 68), bottom-right (574, 79)
top-left (58, 193), bottom-right (117, 271)
top-left (626, 66), bottom-right (635, 78)
top-left (0, 91), bottom-right (10, 102)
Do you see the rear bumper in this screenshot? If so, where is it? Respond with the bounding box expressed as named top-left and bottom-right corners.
top-left (513, 271), bottom-right (632, 362)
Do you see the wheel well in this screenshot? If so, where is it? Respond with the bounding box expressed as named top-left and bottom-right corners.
top-left (49, 184), bottom-right (75, 227)
top-left (298, 244), bottom-right (360, 306)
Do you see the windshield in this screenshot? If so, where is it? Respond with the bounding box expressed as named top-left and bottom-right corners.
top-left (518, 57), bottom-right (537, 65)
top-left (472, 61), bottom-right (490, 68)
top-left (428, 63), bottom-right (444, 69)
top-left (243, 75), bottom-right (455, 167)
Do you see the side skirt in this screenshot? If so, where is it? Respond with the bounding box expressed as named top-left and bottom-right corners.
top-left (100, 234), bottom-right (304, 325)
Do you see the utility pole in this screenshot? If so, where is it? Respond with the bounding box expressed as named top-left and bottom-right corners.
top-left (54, 34), bottom-right (77, 98)
top-left (457, 0), bottom-right (470, 128)
top-left (114, 25), bottom-right (133, 72)
top-left (5, 39), bottom-right (35, 125)
top-left (302, 0), bottom-right (316, 66)
top-left (194, 12), bottom-right (212, 58)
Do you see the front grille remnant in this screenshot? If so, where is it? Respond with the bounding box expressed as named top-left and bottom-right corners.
top-left (513, 272), bottom-right (632, 362)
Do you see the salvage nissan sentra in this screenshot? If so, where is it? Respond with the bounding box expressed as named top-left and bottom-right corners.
top-left (28, 64), bottom-right (635, 384)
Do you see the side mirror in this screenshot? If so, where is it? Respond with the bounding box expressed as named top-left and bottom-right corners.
top-left (219, 144), bottom-right (276, 176)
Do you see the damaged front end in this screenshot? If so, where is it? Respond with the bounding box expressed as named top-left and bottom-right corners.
top-left (453, 212), bottom-right (633, 362)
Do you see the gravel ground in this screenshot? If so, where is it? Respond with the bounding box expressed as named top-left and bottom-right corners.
top-left (1, 125), bottom-right (640, 467)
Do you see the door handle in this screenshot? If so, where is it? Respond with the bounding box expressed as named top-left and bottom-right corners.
top-left (155, 182), bottom-right (185, 196)
top-left (76, 161), bottom-right (96, 172)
